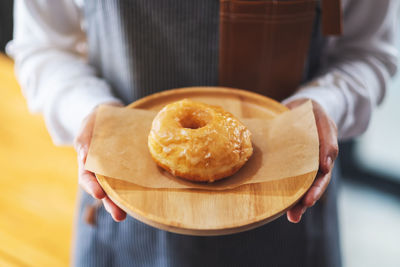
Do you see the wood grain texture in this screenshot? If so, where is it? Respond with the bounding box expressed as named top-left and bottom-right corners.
top-left (96, 87), bottom-right (317, 235)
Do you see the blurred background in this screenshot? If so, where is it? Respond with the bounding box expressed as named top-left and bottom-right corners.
top-left (0, 1), bottom-right (399, 266)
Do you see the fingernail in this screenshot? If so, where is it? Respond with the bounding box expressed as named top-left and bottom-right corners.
top-left (79, 148), bottom-right (86, 162)
top-left (301, 207), bottom-right (307, 215)
top-left (326, 156), bottom-right (332, 168)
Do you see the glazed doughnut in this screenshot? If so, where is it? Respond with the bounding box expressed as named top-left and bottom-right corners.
top-left (148, 99), bottom-right (253, 182)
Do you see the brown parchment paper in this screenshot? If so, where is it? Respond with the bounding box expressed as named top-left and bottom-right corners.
top-left (85, 101), bottom-right (319, 190)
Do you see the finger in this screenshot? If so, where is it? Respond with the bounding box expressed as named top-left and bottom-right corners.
top-left (315, 113), bottom-right (338, 174)
top-left (74, 134), bottom-right (91, 168)
top-left (73, 113), bottom-right (97, 161)
top-left (302, 171), bottom-right (332, 207)
top-left (285, 99), bottom-right (338, 174)
top-left (75, 140), bottom-right (92, 167)
top-left (77, 144), bottom-right (89, 165)
top-left (287, 202), bottom-right (307, 223)
top-left (74, 131), bottom-right (93, 159)
top-left (74, 111), bottom-right (96, 142)
top-left (79, 168), bottom-right (107, 199)
top-left (73, 101), bottom-right (123, 153)
top-left (77, 149), bottom-right (106, 200)
top-left (102, 196), bottom-right (127, 222)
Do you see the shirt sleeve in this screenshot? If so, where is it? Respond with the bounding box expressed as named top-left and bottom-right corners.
top-left (282, 0), bottom-right (399, 140)
top-left (7, 0), bottom-right (122, 145)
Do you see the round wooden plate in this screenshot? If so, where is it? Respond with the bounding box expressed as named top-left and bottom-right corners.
top-left (96, 87), bottom-right (317, 236)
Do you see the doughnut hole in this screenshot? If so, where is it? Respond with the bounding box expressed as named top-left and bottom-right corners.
top-left (179, 108), bottom-right (211, 129)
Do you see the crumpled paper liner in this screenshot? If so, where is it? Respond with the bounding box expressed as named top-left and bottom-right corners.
top-left (85, 101), bottom-right (319, 190)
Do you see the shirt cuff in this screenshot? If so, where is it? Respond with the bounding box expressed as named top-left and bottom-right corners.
top-left (282, 79), bottom-right (347, 129)
top-left (44, 78), bottom-right (122, 145)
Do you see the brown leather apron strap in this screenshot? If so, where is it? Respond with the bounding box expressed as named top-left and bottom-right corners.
top-left (321, 0), bottom-right (343, 35)
top-left (219, 0), bottom-right (318, 101)
top-left (84, 199), bottom-right (102, 226)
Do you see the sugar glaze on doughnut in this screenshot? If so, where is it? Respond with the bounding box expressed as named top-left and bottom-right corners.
top-left (148, 99), bottom-right (253, 182)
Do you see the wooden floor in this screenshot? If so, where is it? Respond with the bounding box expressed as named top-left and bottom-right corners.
top-left (0, 53), bottom-right (77, 266)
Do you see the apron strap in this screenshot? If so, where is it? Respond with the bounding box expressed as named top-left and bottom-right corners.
top-left (321, 0), bottom-right (343, 35)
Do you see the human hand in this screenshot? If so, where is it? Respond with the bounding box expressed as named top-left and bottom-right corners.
top-left (284, 99), bottom-right (339, 223)
top-left (74, 102), bottom-right (127, 222)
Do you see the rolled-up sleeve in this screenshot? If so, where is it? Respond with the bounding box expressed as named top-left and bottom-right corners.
top-left (7, 0), bottom-right (121, 145)
top-left (283, 0), bottom-right (399, 140)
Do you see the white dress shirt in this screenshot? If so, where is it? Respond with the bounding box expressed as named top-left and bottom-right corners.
top-left (7, 0), bottom-right (399, 145)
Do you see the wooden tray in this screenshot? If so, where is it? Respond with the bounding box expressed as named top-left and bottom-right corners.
top-left (96, 87), bottom-right (316, 235)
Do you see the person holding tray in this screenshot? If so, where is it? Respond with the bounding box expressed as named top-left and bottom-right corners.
top-left (7, 0), bottom-right (399, 266)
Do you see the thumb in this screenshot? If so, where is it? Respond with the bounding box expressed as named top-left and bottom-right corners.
top-left (313, 104), bottom-right (338, 174)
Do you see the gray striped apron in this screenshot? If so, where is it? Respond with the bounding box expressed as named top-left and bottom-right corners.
top-left (74, 1), bottom-right (341, 266)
